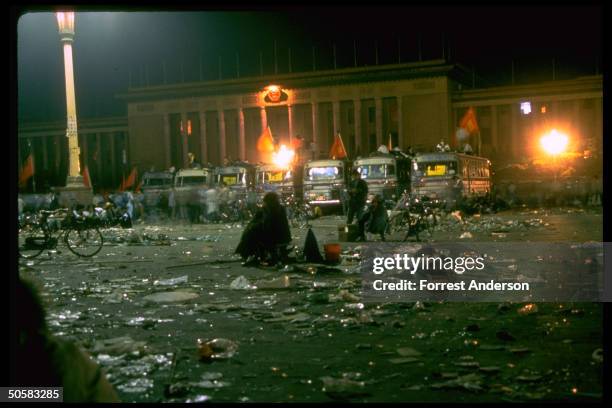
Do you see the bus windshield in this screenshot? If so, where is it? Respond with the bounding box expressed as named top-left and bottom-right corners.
top-left (179, 176), bottom-right (206, 185)
top-left (219, 174), bottom-right (243, 186)
top-left (358, 164), bottom-right (395, 179)
top-left (306, 166), bottom-right (343, 181)
top-left (144, 178), bottom-right (172, 187)
top-left (414, 161), bottom-right (458, 177)
top-left (258, 170), bottom-right (291, 184)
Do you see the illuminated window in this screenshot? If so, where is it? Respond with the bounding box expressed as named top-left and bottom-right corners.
top-left (520, 102), bottom-right (531, 115)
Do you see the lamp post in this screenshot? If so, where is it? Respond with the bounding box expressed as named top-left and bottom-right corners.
top-left (57, 11), bottom-right (83, 187)
top-left (56, 11), bottom-right (91, 206)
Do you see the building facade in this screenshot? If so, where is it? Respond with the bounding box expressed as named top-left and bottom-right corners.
top-left (18, 59), bottom-right (602, 192)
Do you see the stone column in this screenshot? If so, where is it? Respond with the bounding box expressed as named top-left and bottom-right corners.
top-left (375, 97), bottom-right (383, 147)
top-left (95, 133), bottom-right (102, 176)
top-left (260, 106), bottom-right (268, 133)
top-left (218, 109), bottom-right (227, 162)
top-left (180, 112), bottom-right (189, 167)
top-left (311, 101), bottom-right (319, 158)
top-left (396, 96), bottom-right (403, 148)
top-left (572, 100), bottom-right (581, 139)
top-left (287, 104), bottom-right (294, 143)
top-left (332, 100), bottom-right (340, 135)
top-left (550, 100), bottom-right (560, 122)
top-left (54, 135), bottom-right (61, 176)
top-left (163, 113), bottom-right (171, 169)
top-left (199, 111), bottom-right (207, 165)
top-left (42, 136), bottom-right (49, 171)
top-left (353, 99), bottom-right (362, 155)
top-left (109, 133), bottom-right (117, 186)
top-left (490, 105), bottom-right (499, 153)
top-left (238, 108), bottom-right (246, 161)
top-left (594, 97), bottom-right (603, 141)
top-left (510, 103), bottom-right (519, 158)
top-left (80, 134), bottom-right (88, 172)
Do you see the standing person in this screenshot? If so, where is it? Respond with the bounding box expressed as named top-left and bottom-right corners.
top-left (358, 194), bottom-right (388, 242)
top-left (346, 169), bottom-right (368, 225)
top-left (13, 277), bottom-right (120, 402)
top-left (235, 192), bottom-right (292, 266)
top-left (167, 189), bottom-right (176, 220)
top-left (205, 185), bottom-right (219, 222)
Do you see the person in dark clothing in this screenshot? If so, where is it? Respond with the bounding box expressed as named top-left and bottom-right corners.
top-left (235, 192), bottom-right (292, 266)
top-left (358, 194), bottom-right (388, 241)
top-left (346, 169), bottom-right (368, 225)
top-left (13, 277), bottom-right (119, 402)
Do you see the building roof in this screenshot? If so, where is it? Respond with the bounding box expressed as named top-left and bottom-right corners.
top-left (117, 59), bottom-right (473, 103)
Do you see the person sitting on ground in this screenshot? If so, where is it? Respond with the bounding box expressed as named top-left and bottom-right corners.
top-left (357, 194), bottom-right (388, 242)
top-left (235, 192), bottom-right (291, 266)
top-left (13, 277), bottom-right (120, 402)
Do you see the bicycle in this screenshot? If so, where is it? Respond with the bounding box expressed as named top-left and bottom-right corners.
top-left (386, 194), bottom-right (439, 242)
top-left (18, 209), bottom-right (104, 259)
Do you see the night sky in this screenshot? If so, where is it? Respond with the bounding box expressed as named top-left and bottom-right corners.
top-left (16, 6), bottom-right (602, 123)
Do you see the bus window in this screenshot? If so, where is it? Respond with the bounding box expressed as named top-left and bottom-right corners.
top-left (415, 161), bottom-right (458, 177)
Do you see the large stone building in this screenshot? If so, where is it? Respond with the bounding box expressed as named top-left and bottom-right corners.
top-left (18, 59), bottom-right (602, 191)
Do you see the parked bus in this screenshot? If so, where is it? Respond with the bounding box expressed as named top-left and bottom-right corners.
top-left (141, 171), bottom-right (174, 209)
top-left (173, 167), bottom-right (214, 208)
top-left (255, 164), bottom-right (294, 202)
top-left (411, 152), bottom-right (491, 208)
top-left (354, 152), bottom-right (411, 204)
top-left (302, 159), bottom-right (350, 210)
top-left (214, 162), bottom-right (255, 199)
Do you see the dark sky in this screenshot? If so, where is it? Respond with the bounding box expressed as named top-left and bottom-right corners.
top-left (17, 6), bottom-right (602, 123)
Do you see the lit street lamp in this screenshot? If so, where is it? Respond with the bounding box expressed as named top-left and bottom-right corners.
top-left (56, 11), bottom-right (91, 205)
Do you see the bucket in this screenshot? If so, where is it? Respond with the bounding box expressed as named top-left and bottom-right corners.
top-left (324, 243), bottom-right (341, 263)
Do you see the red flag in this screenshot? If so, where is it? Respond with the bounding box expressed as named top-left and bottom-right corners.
top-left (82, 166), bottom-right (91, 189)
top-left (187, 120), bottom-right (192, 136)
top-left (120, 167), bottom-right (138, 191)
top-left (19, 154), bottom-right (34, 189)
top-left (257, 127), bottom-right (275, 153)
top-left (329, 133), bottom-right (347, 159)
top-left (125, 167), bottom-right (138, 190)
top-left (135, 179), bottom-right (143, 193)
top-left (459, 107), bottom-right (479, 134)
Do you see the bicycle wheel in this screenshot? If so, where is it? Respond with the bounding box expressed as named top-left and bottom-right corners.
top-left (65, 227), bottom-right (104, 257)
top-left (18, 222), bottom-right (48, 259)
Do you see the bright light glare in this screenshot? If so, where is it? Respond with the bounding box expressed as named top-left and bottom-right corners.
top-left (272, 145), bottom-right (295, 168)
top-left (540, 129), bottom-right (569, 155)
top-left (520, 102), bottom-right (531, 115)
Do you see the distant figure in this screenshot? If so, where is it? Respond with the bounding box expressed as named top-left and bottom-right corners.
top-left (436, 140), bottom-right (451, 152)
top-left (205, 186), bottom-right (219, 222)
top-left (18, 195), bottom-right (24, 217)
top-left (346, 169), bottom-right (368, 225)
top-left (235, 192), bottom-right (291, 266)
top-left (13, 277), bottom-right (120, 402)
top-left (463, 143), bottom-right (474, 155)
top-left (187, 152), bottom-right (201, 169)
